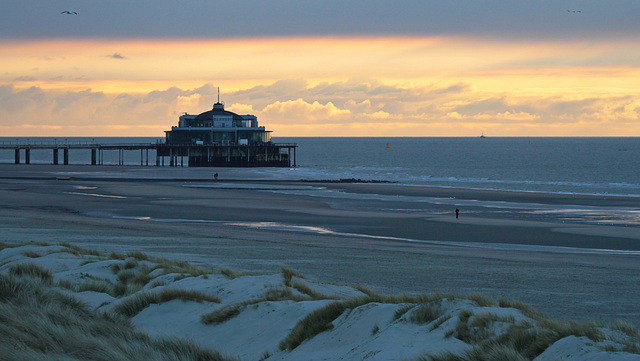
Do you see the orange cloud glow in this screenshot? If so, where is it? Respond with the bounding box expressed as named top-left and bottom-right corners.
top-left (1, 37), bottom-right (640, 136)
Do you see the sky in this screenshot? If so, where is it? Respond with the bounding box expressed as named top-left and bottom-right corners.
top-left (1, 0), bottom-right (640, 137)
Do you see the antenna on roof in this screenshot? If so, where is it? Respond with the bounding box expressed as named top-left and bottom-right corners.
top-left (213, 87), bottom-right (224, 109)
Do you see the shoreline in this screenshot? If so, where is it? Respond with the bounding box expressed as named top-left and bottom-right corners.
top-left (2, 163), bottom-right (640, 199)
top-left (1, 164), bottom-right (640, 327)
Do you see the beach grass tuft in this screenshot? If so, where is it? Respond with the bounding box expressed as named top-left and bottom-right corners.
top-left (468, 293), bottom-right (497, 307)
top-left (262, 285), bottom-right (308, 302)
top-left (114, 268), bottom-right (152, 294)
top-left (126, 250), bottom-right (149, 261)
top-left (112, 288), bottom-right (221, 318)
top-left (0, 273), bottom-right (234, 361)
top-left (219, 267), bottom-right (243, 279)
top-left (200, 284), bottom-right (312, 326)
top-left (124, 258), bottom-right (139, 269)
top-left (281, 267), bottom-right (307, 286)
top-left (466, 342), bottom-right (529, 361)
top-left (422, 342), bottom-right (529, 361)
top-left (291, 279), bottom-right (335, 300)
top-left (421, 341), bottom-right (531, 361)
top-left (430, 315), bottom-right (453, 331)
top-left (109, 251), bottom-right (126, 260)
top-left (498, 297), bottom-right (545, 320)
top-left (440, 306), bottom-right (610, 360)
top-left (612, 320), bottom-right (640, 339)
top-left (23, 250), bottom-right (43, 258)
top-left (279, 300), bottom-right (348, 351)
top-left (278, 290), bottom-right (511, 351)
top-left (60, 242), bottom-right (104, 257)
top-left (77, 279), bottom-right (116, 295)
top-left (394, 304), bottom-right (415, 320)
top-left (8, 262), bottom-right (53, 285)
top-left (201, 305), bottom-right (244, 325)
top-left (410, 302), bottom-right (446, 325)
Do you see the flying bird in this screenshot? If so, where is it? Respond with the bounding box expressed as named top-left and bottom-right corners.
top-left (61, 11), bottom-right (78, 15)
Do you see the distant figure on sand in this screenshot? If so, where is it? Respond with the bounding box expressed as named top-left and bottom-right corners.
top-left (455, 208), bottom-right (459, 219)
top-left (214, 173), bottom-right (219, 180)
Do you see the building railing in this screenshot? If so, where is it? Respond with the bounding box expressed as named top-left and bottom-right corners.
top-left (0, 142), bottom-right (298, 150)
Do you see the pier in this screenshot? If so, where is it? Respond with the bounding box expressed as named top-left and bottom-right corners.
top-left (0, 141), bottom-right (297, 167)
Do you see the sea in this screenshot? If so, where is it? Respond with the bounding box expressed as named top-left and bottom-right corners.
top-left (1, 136), bottom-right (639, 197)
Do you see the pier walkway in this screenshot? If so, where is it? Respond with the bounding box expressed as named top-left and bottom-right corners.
top-left (0, 141), bottom-right (297, 167)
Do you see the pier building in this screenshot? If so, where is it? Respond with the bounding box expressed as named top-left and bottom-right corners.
top-left (162, 101), bottom-right (296, 167)
top-left (1, 100), bottom-right (297, 167)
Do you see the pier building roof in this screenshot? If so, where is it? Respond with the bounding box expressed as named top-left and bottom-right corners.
top-left (194, 102), bottom-right (244, 121)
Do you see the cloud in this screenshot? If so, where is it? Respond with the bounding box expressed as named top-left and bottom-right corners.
top-left (2, 79), bottom-right (640, 136)
top-left (176, 94), bottom-right (201, 112)
top-left (262, 98), bottom-right (351, 123)
top-left (446, 111), bottom-right (540, 123)
top-left (108, 53), bottom-right (127, 59)
top-left (366, 110), bottom-right (391, 119)
top-left (228, 103), bottom-right (255, 115)
top-left (13, 76), bottom-right (38, 82)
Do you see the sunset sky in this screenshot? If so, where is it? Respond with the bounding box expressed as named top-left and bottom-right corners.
top-left (2, 1), bottom-right (640, 137)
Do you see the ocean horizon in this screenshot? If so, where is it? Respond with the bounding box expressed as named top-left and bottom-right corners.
top-left (2, 136), bottom-right (639, 197)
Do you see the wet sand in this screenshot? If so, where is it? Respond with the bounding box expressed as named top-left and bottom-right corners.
top-left (1, 164), bottom-right (639, 326)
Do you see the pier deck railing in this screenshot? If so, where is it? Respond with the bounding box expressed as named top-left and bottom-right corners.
top-left (0, 141), bottom-right (297, 167)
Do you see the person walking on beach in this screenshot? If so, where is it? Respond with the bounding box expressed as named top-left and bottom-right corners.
top-left (455, 208), bottom-right (459, 219)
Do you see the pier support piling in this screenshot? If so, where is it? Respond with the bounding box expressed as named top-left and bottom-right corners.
top-left (2, 142), bottom-right (297, 168)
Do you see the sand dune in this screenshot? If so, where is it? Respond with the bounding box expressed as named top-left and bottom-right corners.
top-left (1, 243), bottom-right (639, 361)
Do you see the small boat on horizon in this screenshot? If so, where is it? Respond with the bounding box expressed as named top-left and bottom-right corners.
top-left (480, 133), bottom-right (486, 138)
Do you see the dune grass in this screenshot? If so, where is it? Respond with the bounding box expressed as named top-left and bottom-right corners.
top-left (410, 302), bottom-right (447, 325)
top-left (4, 243), bottom-right (640, 360)
top-left (279, 300), bottom-right (350, 351)
top-left (421, 342), bottom-right (529, 361)
top-left (1, 241), bottom-right (51, 252)
top-left (8, 262), bottom-right (53, 285)
top-left (278, 289), bottom-right (503, 352)
top-left (393, 301), bottom-right (448, 325)
top-left (281, 267), bottom-right (307, 286)
top-left (290, 279), bottom-right (337, 300)
top-left (613, 320), bottom-right (640, 339)
top-left (23, 250), bottom-right (43, 258)
top-left (0, 273), bottom-right (234, 361)
top-left (201, 285), bottom-right (311, 325)
top-left (437, 306), bottom-right (612, 360)
top-left (112, 288), bottom-right (221, 318)
top-left (394, 304), bottom-right (415, 320)
top-left (60, 242), bottom-right (105, 257)
top-left (202, 304), bottom-right (245, 325)
top-left (123, 258), bottom-right (139, 269)
top-left (126, 250), bottom-right (149, 261)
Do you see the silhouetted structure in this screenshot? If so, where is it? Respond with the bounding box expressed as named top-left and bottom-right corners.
top-left (2, 99), bottom-right (297, 168)
top-left (162, 100), bottom-right (296, 167)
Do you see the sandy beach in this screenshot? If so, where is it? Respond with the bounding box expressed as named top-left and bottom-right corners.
top-left (1, 164), bottom-right (639, 327)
